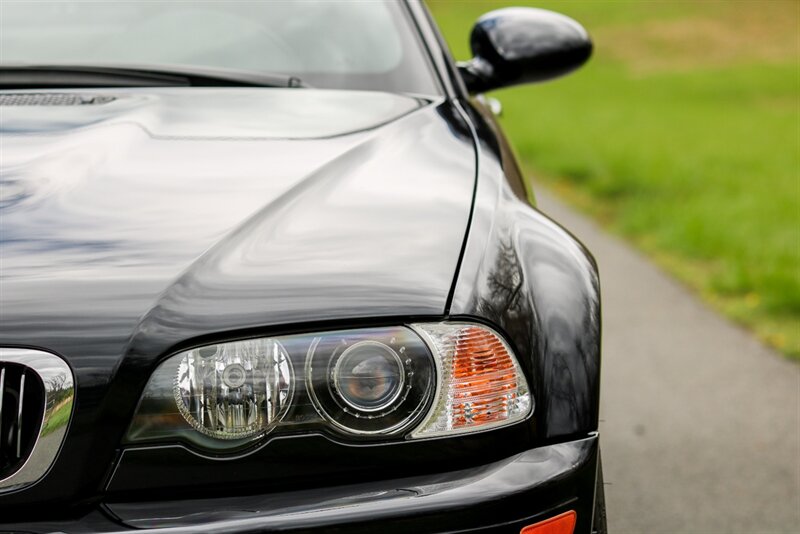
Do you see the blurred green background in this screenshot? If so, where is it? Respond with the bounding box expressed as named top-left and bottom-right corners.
top-left (429, 0), bottom-right (800, 359)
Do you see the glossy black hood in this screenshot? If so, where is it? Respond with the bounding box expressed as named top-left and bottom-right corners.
top-left (1, 88), bottom-right (475, 358)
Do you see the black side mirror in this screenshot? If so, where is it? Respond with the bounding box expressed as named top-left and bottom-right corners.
top-left (459, 7), bottom-right (592, 93)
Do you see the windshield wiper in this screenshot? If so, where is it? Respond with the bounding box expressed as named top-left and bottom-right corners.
top-left (0, 64), bottom-right (306, 89)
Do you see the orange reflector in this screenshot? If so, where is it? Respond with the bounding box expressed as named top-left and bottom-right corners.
top-left (520, 510), bottom-right (576, 534)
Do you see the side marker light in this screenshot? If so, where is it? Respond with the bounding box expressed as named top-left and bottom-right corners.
top-left (520, 510), bottom-right (576, 534)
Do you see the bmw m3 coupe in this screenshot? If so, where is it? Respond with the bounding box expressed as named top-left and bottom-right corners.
top-left (0, 2), bottom-right (604, 532)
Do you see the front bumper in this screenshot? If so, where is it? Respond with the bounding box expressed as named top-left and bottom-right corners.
top-left (4, 435), bottom-right (599, 534)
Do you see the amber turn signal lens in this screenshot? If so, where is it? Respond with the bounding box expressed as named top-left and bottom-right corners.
top-left (520, 511), bottom-right (576, 534)
top-left (451, 326), bottom-right (520, 427)
top-left (410, 322), bottom-right (532, 438)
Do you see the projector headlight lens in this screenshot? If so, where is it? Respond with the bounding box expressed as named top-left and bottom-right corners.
top-left (332, 341), bottom-right (404, 412)
top-left (306, 328), bottom-right (434, 435)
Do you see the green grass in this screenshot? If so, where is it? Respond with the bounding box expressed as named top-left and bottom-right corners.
top-left (41, 399), bottom-right (73, 437)
top-left (429, 0), bottom-right (800, 358)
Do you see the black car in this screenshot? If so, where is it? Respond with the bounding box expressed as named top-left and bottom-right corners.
top-left (0, 2), bottom-right (603, 533)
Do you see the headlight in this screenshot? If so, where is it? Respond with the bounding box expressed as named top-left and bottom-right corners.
top-left (333, 341), bottom-right (404, 411)
top-left (125, 322), bottom-right (532, 452)
top-left (174, 338), bottom-right (293, 440)
top-left (306, 329), bottom-right (433, 436)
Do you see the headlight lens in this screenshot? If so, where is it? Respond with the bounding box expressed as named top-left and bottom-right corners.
top-left (174, 339), bottom-right (293, 440)
top-left (307, 329), bottom-right (433, 435)
top-left (125, 322), bottom-right (532, 452)
top-left (333, 341), bottom-right (404, 411)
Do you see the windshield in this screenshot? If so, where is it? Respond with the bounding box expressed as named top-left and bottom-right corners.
top-left (0, 0), bottom-right (440, 94)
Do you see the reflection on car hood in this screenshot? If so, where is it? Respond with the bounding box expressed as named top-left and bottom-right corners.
top-left (0, 88), bottom-right (475, 372)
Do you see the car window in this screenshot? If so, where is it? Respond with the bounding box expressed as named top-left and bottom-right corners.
top-left (0, 0), bottom-right (440, 94)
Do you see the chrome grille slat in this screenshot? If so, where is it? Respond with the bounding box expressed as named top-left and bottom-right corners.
top-left (16, 372), bottom-right (25, 458)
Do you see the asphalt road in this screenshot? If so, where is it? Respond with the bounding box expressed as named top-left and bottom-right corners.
top-left (535, 188), bottom-right (800, 533)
